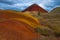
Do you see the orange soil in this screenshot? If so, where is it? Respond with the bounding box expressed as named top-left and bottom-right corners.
top-left (0, 20), bottom-right (40, 40)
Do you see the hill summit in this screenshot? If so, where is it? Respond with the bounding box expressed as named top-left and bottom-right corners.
top-left (22, 4), bottom-right (48, 13)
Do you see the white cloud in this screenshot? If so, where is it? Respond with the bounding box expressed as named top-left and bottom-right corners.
top-left (38, 4), bottom-right (46, 8)
top-left (0, 0), bottom-right (59, 11)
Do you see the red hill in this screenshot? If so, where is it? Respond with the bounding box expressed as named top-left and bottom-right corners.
top-left (0, 10), bottom-right (40, 40)
top-left (22, 4), bottom-right (48, 13)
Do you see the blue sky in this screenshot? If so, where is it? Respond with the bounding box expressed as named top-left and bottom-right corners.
top-left (0, 0), bottom-right (60, 11)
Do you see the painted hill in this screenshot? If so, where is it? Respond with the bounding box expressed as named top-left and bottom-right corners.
top-left (0, 10), bottom-right (60, 40)
top-left (0, 10), bottom-right (40, 40)
top-left (22, 4), bottom-right (48, 13)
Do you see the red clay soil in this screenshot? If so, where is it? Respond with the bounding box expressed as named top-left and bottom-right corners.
top-left (0, 11), bottom-right (39, 24)
top-left (0, 20), bottom-right (40, 40)
top-left (22, 4), bottom-right (48, 13)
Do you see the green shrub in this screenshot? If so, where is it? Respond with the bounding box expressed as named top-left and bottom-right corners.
top-left (35, 27), bottom-right (53, 36)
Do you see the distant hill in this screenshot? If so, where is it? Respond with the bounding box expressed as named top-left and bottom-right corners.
top-left (22, 4), bottom-right (48, 13)
top-left (49, 7), bottom-right (60, 18)
top-left (50, 7), bottom-right (60, 13)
